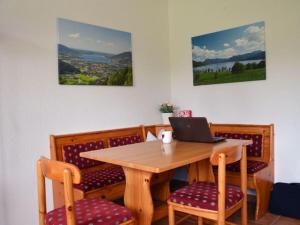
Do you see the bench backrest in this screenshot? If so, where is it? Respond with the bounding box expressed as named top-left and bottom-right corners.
top-left (50, 125), bottom-right (146, 171)
top-left (209, 123), bottom-right (274, 163)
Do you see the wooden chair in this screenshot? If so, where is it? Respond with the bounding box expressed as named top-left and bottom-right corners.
top-left (210, 123), bottom-right (274, 220)
top-left (168, 145), bottom-right (248, 225)
top-left (37, 156), bottom-right (135, 225)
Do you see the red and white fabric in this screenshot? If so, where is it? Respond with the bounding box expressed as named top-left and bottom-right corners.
top-left (45, 198), bottom-right (133, 225)
top-left (169, 181), bottom-right (243, 211)
top-left (178, 110), bottom-right (192, 117)
top-left (109, 135), bottom-right (142, 147)
top-left (63, 141), bottom-right (105, 169)
top-left (226, 160), bottom-right (268, 174)
top-left (214, 132), bottom-right (263, 157)
top-left (75, 166), bottom-right (125, 192)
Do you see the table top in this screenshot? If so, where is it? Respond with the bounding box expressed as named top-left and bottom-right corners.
top-left (80, 139), bottom-right (252, 173)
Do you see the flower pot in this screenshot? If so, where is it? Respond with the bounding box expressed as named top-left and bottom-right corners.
top-left (161, 113), bottom-right (174, 124)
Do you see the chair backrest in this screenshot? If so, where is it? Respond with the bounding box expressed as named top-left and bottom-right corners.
top-left (210, 145), bottom-right (242, 166)
top-left (37, 157), bottom-right (81, 225)
top-left (210, 145), bottom-right (247, 213)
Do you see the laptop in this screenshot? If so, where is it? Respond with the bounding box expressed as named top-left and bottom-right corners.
top-left (169, 117), bottom-right (225, 143)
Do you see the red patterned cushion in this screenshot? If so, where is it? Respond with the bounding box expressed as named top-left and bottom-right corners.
top-left (63, 141), bottom-right (104, 169)
top-left (109, 135), bottom-right (142, 147)
top-left (215, 132), bottom-right (263, 157)
top-left (226, 160), bottom-right (268, 174)
top-left (45, 198), bottom-right (133, 225)
top-left (75, 166), bottom-right (125, 192)
top-left (169, 182), bottom-right (243, 211)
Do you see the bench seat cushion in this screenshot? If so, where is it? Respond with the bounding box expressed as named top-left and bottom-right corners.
top-left (75, 166), bottom-right (125, 192)
top-left (45, 198), bottom-right (133, 225)
top-left (226, 160), bottom-right (268, 174)
top-left (109, 135), bottom-right (142, 147)
top-left (63, 141), bottom-right (105, 169)
top-left (214, 132), bottom-right (263, 157)
top-left (169, 181), bottom-right (243, 211)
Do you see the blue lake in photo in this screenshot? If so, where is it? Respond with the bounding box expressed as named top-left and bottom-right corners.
top-left (194, 59), bottom-right (262, 72)
top-left (79, 53), bottom-right (112, 64)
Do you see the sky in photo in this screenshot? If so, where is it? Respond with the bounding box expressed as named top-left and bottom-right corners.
top-left (58, 18), bottom-right (132, 54)
top-left (192, 21), bottom-right (265, 62)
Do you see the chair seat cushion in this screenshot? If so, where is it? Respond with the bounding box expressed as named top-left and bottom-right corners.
top-left (45, 198), bottom-right (133, 225)
top-left (109, 134), bottom-right (142, 147)
top-left (75, 166), bottom-right (125, 192)
top-left (226, 160), bottom-right (268, 174)
top-left (169, 181), bottom-right (243, 211)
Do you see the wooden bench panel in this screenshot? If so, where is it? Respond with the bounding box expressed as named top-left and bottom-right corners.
top-left (50, 126), bottom-right (146, 162)
top-left (144, 124), bottom-right (172, 137)
top-left (210, 124), bottom-right (274, 163)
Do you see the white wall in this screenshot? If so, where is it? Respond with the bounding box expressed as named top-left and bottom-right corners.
top-left (0, 124), bottom-right (5, 224)
top-left (168, 0), bottom-right (300, 183)
top-left (0, 0), bottom-right (170, 224)
top-left (2, 0), bottom-right (300, 224)
top-left (0, 28), bottom-right (8, 225)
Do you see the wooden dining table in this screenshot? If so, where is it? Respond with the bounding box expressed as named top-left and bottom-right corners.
top-left (80, 139), bottom-right (252, 225)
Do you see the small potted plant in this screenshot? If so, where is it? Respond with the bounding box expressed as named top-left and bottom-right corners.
top-left (159, 102), bottom-right (175, 124)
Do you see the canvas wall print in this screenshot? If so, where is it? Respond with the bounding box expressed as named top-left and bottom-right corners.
top-left (192, 21), bottom-right (266, 85)
top-left (57, 18), bottom-right (133, 86)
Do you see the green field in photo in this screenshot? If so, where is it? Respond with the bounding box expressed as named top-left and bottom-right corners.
top-left (59, 67), bottom-right (133, 86)
top-left (193, 68), bottom-right (266, 85)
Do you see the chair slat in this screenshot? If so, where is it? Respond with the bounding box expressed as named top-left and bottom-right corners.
top-left (210, 145), bottom-right (242, 166)
top-left (39, 157), bottom-right (81, 184)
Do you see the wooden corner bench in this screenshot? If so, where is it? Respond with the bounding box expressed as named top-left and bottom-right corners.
top-left (50, 125), bottom-right (146, 208)
top-left (209, 123), bottom-right (274, 220)
top-left (50, 124), bottom-right (174, 209)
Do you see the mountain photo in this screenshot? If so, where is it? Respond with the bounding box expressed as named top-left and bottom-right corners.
top-left (192, 21), bottom-right (266, 85)
top-left (57, 18), bottom-right (133, 86)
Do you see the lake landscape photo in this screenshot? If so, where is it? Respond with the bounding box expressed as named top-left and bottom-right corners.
top-left (192, 21), bottom-right (266, 85)
top-left (57, 18), bottom-right (133, 86)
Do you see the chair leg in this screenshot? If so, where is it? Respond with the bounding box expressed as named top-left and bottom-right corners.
top-left (218, 215), bottom-right (225, 225)
top-left (198, 217), bottom-right (203, 225)
top-left (168, 204), bottom-right (175, 225)
top-left (241, 199), bottom-right (247, 225)
top-left (254, 179), bottom-right (272, 220)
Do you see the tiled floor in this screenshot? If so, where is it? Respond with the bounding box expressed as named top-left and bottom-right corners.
top-left (153, 196), bottom-right (300, 225)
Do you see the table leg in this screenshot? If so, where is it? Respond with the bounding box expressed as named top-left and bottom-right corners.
top-left (151, 170), bottom-right (174, 201)
top-left (151, 179), bottom-right (170, 222)
top-left (188, 159), bottom-right (215, 183)
top-left (152, 180), bottom-right (170, 201)
top-left (123, 167), bottom-right (153, 225)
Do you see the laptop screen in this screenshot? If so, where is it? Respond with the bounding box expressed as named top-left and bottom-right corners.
top-left (169, 117), bottom-right (217, 142)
